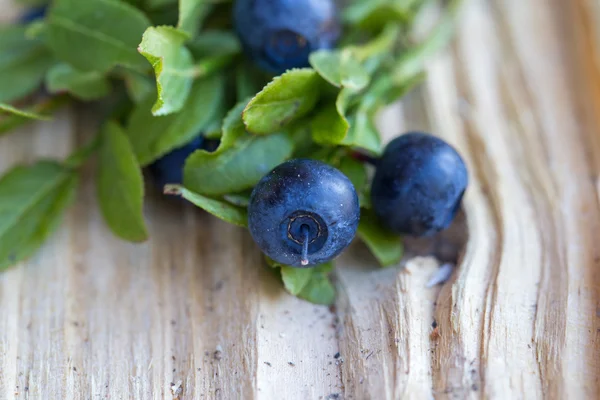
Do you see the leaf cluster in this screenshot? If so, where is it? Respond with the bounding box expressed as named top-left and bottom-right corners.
top-left (0, 0), bottom-right (464, 303)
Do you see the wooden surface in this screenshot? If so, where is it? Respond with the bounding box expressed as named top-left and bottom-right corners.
top-left (1, 0), bottom-right (600, 398)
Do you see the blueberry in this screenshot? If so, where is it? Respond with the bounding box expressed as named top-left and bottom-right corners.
top-left (371, 132), bottom-right (468, 237)
top-left (19, 5), bottom-right (47, 23)
top-left (248, 159), bottom-right (360, 267)
top-left (148, 136), bottom-right (205, 190)
top-left (233, 0), bottom-right (340, 75)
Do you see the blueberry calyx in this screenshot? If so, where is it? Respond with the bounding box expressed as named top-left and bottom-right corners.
top-left (285, 211), bottom-right (328, 265)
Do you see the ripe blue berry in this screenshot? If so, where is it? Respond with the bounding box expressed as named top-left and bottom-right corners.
top-left (248, 159), bottom-right (360, 267)
top-left (233, 0), bottom-right (340, 75)
top-left (19, 6), bottom-right (47, 23)
top-left (371, 132), bottom-right (468, 237)
top-left (148, 136), bottom-right (204, 190)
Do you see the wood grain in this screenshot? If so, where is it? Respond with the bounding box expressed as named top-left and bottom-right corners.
top-left (1, 0), bottom-right (600, 398)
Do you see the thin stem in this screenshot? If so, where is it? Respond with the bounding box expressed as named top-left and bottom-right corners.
top-left (300, 224), bottom-right (310, 266)
top-left (0, 95), bottom-right (71, 136)
top-left (350, 150), bottom-right (379, 166)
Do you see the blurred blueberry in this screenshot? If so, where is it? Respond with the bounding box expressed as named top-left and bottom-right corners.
top-left (233, 0), bottom-right (340, 75)
top-left (148, 136), bottom-right (205, 191)
top-left (19, 5), bottom-right (48, 23)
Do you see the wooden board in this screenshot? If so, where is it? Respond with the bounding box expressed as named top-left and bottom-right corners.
top-left (1, 0), bottom-right (600, 398)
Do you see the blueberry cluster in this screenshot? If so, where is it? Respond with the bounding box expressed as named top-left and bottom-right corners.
top-left (151, 131), bottom-right (468, 267)
top-left (147, 0), bottom-right (469, 268)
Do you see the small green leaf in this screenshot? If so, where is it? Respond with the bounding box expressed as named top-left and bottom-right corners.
top-left (216, 100), bottom-right (251, 150)
top-left (309, 49), bottom-right (370, 90)
top-left (267, 259), bottom-right (335, 305)
top-left (243, 68), bottom-right (321, 134)
top-left (146, 0), bottom-right (178, 9)
top-left (342, 108), bottom-right (382, 154)
top-left (184, 100), bottom-right (295, 195)
top-left (357, 210), bottom-right (403, 267)
top-left (0, 161), bottom-right (78, 271)
top-left (47, 0), bottom-right (151, 73)
top-left (0, 103), bottom-right (51, 120)
top-left (178, 0), bottom-right (213, 37)
top-left (188, 30), bottom-right (241, 59)
top-left (223, 191), bottom-right (252, 208)
top-left (338, 157), bottom-right (369, 207)
top-left (297, 263), bottom-right (336, 305)
top-left (126, 74), bottom-right (225, 166)
top-left (0, 25), bottom-right (54, 103)
top-left (184, 132), bottom-right (294, 195)
top-left (343, 0), bottom-right (410, 30)
top-left (311, 90), bottom-right (351, 145)
top-left (138, 26), bottom-right (195, 116)
top-left (45, 63), bottom-right (111, 100)
top-left (235, 62), bottom-right (265, 101)
top-left (97, 121), bottom-right (148, 242)
top-left (121, 70), bottom-right (155, 104)
top-left (164, 185), bottom-right (248, 227)
top-left (393, 0), bottom-right (464, 82)
top-left (281, 266), bottom-right (313, 296)
top-left (352, 23), bottom-right (401, 62)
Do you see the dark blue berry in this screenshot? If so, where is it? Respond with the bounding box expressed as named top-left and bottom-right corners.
top-left (19, 5), bottom-right (47, 23)
top-left (148, 136), bottom-right (205, 190)
top-left (248, 159), bottom-right (360, 267)
top-left (233, 0), bottom-right (340, 75)
top-left (371, 132), bottom-right (468, 237)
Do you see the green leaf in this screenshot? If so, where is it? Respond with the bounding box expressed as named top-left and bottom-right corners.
top-left (138, 26), bottom-right (195, 116)
top-left (0, 25), bottom-right (54, 103)
top-left (267, 259), bottom-right (335, 305)
top-left (97, 121), bottom-right (148, 242)
top-left (121, 69), bottom-right (155, 104)
top-left (310, 89), bottom-right (352, 145)
top-left (0, 161), bottom-right (78, 271)
top-left (243, 68), bottom-right (321, 134)
top-left (297, 263), bottom-right (336, 305)
top-left (223, 191), bottom-right (252, 208)
top-left (357, 210), bottom-right (403, 267)
top-left (352, 23), bottom-right (401, 62)
top-left (342, 108), bottom-right (382, 154)
top-left (393, 0), bottom-right (465, 82)
top-left (164, 185), bottom-right (248, 227)
top-left (281, 266), bottom-right (313, 296)
top-left (126, 74), bottom-right (225, 166)
top-left (338, 157), bottom-right (369, 207)
top-left (146, 0), bottom-right (178, 8)
top-left (309, 49), bottom-right (370, 90)
top-left (343, 0), bottom-right (410, 30)
top-left (0, 103), bottom-right (51, 120)
top-left (235, 62), bottom-right (265, 101)
top-left (184, 130), bottom-right (294, 195)
top-left (184, 100), bottom-right (295, 196)
top-left (188, 30), bottom-right (241, 59)
top-left (178, 0), bottom-right (213, 37)
top-left (47, 0), bottom-right (151, 73)
top-left (45, 63), bottom-right (111, 100)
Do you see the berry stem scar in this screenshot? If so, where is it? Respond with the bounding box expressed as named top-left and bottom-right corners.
top-left (300, 224), bottom-right (310, 266)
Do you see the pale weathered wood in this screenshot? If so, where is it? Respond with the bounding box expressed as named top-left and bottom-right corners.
top-left (1, 0), bottom-right (600, 399)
